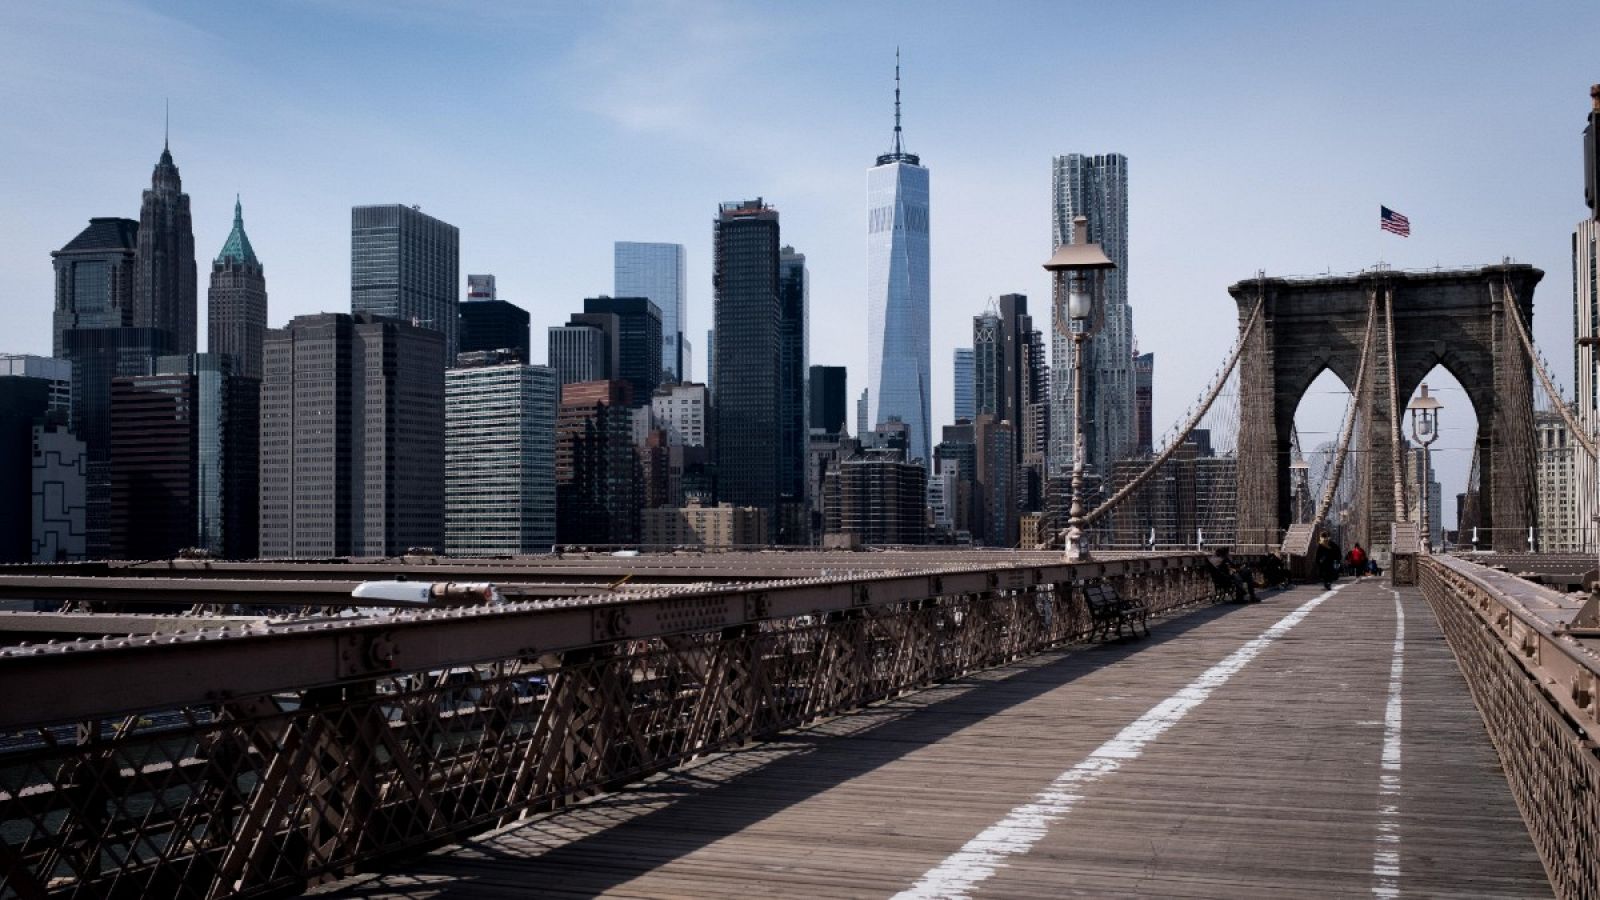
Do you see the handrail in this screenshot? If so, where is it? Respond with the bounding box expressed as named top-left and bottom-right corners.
top-left (0, 554), bottom-right (1211, 732)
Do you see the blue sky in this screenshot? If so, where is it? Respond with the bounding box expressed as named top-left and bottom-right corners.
top-left (3, 0), bottom-right (1597, 517)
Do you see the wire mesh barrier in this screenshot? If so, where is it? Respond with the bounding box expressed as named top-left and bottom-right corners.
top-left (0, 557), bottom-right (1217, 899)
top-left (1420, 555), bottom-right (1600, 899)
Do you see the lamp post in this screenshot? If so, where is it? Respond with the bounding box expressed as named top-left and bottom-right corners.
top-left (1288, 456), bottom-right (1310, 524)
top-left (1044, 214), bottom-right (1116, 561)
top-left (1407, 383), bottom-right (1443, 553)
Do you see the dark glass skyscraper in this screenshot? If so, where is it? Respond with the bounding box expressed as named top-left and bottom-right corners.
top-left (582, 296), bottom-right (662, 407)
top-left (351, 205), bottom-right (460, 359)
top-left (556, 379), bottom-right (638, 545)
top-left (52, 218), bottom-right (138, 356)
top-left (354, 316), bottom-right (447, 556)
top-left (459, 297), bottom-right (531, 362)
top-left (713, 199), bottom-right (781, 524)
top-left (134, 143), bottom-right (197, 355)
top-left (809, 365), bottom-right (847, 438)
top-left (778, 246), bottom-right (808, 508)
top-left (972, 293), bottom-right (1043, 456)
top-left (64, 327), bottom-right (169, 558)
top-left (0, 379), bottom-right (51, 563)
top-left (208, 197), bottom-right (267, 378)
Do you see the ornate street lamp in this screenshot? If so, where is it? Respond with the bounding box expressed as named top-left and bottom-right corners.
top-left (1044, 214), bottom-right (1116, 561)
top-left (1288, 456), bottom-right (1310, 524)
top-left (1407, 383), bottom-right (1443, 553)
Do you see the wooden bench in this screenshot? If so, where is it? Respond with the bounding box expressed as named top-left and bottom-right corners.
top-left (1083, 582), bottom-right (1149, 641)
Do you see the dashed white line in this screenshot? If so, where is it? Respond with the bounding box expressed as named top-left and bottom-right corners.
top-left (1373, 588), bottom-right (1406, 898)
top-left (894, 584), bottom-right (1344, 900)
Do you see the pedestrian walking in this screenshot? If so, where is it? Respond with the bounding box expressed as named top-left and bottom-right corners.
top-left (1315, 531), bottom-right (1342, 590)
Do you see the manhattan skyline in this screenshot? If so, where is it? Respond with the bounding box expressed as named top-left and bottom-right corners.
top-left (3, 0), bottom-right (1598, 500)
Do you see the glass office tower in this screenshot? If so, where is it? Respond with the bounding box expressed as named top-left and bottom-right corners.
top-left (614, 242), bottom-right (687, 381)
top-left (351, 204), bottom-right (461, 359)
top-left (445, 355), bottom-right (558, 555)
top-left (866, 60), bottom-right (931, 464)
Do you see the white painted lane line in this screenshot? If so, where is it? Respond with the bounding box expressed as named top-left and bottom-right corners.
top-left (894, 584), bottom-right (1346, 900)
top-left (1372, 589), bottom-right (1405, 899)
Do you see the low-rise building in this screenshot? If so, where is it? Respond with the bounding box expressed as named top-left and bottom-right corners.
top-left (640, 501), bottom-right (767, 549)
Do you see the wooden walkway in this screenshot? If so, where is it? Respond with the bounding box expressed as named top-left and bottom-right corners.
top-left (322, 578), bottom-right (1550, 898)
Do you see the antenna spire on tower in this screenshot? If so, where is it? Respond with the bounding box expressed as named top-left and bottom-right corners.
top-left (874, 48), bottom-right (919, 166)
top-left (893, 47), bottom-right (903, 156)
top-left (164, 98), bottom-right (169, 151)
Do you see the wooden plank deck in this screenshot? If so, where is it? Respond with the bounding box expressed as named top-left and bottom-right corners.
top-left (322, 578), bottom-right (1550, 898)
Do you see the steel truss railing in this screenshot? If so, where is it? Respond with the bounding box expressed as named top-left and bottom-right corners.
top-left (1421, 555), bottom-right (1600, 899)
top-left (0, 555), bottom-right (1217, 899)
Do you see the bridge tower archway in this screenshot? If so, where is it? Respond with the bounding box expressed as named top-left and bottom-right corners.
top-left (1230, 264), bottom-right (1543, 554)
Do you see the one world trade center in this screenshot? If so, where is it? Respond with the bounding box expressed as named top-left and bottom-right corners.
top-left (866, 53), bottom-right (930, 463)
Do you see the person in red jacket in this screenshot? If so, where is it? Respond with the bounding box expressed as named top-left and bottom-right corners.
top-left (1346, 543), bottom-right (1367, 577)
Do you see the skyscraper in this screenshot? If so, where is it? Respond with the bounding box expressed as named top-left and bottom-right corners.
top-left (972, 294), bottom-right (1044, 456)
top-left (261, 314), bottom-right (355, 558)
top-left (615, 242), bottom-right (687, 381)
top-left (259, 313), bottom-right (444, 558)
top-left (583, 296), bottom-right (662, 407)
top-left (354, 316), bottom-right (447, 556)
top-left (0, 355), bottom-right (71, 419)
top-left (713, 199), bottom-right (781, 524)
top-left (108, 354), bottom-right (258, 560)
top-left (208, 197), bottom-right (267, 378)
top-left (351, 204), bottom-right (460, 358)
top-left (0, 378), bottom-right (51, 563)
top-left (778, 246), bottom-right (809, 518)
top-left (547, 324), bottom-right (608, 388)
top-left (1135, 351), bottom-right (1155, 455)
top-left (460, 277), bottom-right (531, 362)
top-left (446, 353), bottom-right (558, 555)
top-left (953, 348), bottom-right (975, 422)
top-left (32, 421), bottom-right (87, 562)
top-left (809, 365), bottom-right (847, 437)
top-left (556, 379), bottom-right (638, 545)
top-left (1050, 153), bottom-right (1133, 478)
top-left (134, 142), bottom-right (197, 355)
top-left (866, 55), bottom-right (931, 463)
top-left (52, 218), bottom-right (138, 356)
top-left (1575, 86), bottom-right (1600, 551)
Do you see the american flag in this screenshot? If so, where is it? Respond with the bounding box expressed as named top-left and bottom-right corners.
top-left (1380, 206), bottom-right (1410, 237)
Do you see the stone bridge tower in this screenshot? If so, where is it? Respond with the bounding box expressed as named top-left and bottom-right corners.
top-left (1230, 264), bottom-right (1543, 555)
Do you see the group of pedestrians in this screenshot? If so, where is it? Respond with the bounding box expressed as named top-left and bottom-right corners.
top-left (1206, 546), bottom-right (1291, 604)
top-left (1312, 532), bottom-right (1382, 590)
top-left (1205, 532), bottom-right (1379, 602)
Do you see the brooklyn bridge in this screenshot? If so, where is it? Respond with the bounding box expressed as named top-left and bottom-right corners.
top-left (2, 264), bottom-right (1598, 898)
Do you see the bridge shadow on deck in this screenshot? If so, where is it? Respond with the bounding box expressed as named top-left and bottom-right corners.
top-left (324, 596), bottom-right (1260, 899)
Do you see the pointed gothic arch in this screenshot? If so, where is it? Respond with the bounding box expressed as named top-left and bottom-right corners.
top-left (1231, 265), bottom-right (1543, 554)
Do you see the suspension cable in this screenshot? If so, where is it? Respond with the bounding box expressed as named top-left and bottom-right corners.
top-left (1384, 285), bottom-right (1409, 521)
top-left (1083, 296), bottom-right (1264, 526)
top-left (1310, 292), bottom-right (1378, 533)
top-left (1501, 272), bottom-right (1597, 459)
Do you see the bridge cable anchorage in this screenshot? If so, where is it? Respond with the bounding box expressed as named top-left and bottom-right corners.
top-left (1501, 274), bottom-right (1598, 459)
top-left (1310, 290), bottom-right (1380, 538)
top-left (1083, 295), bottom-right (1265, 527)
